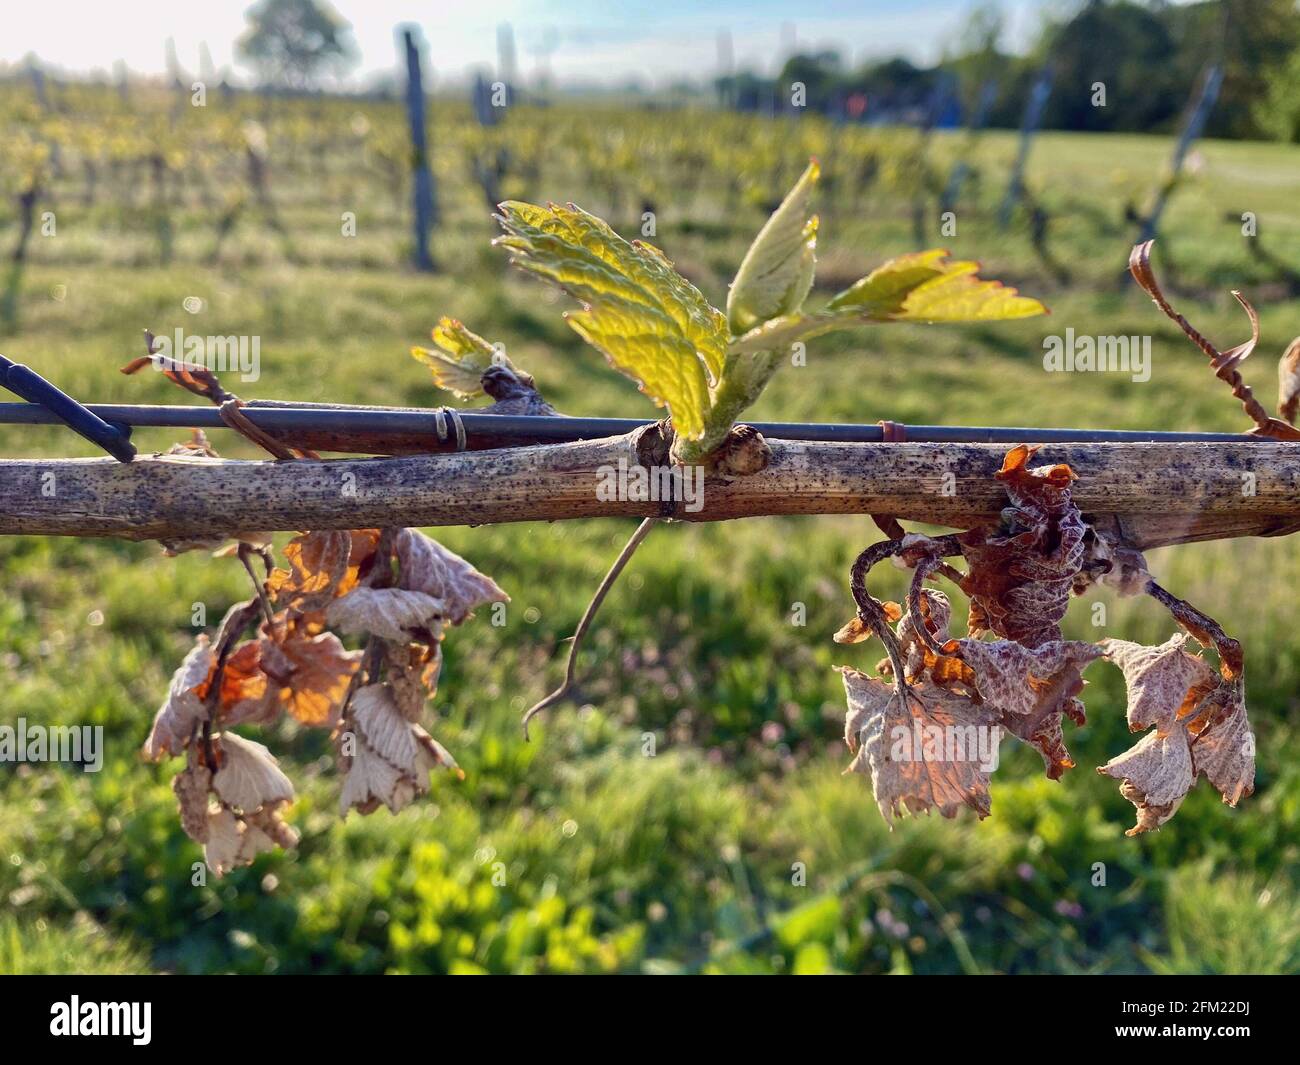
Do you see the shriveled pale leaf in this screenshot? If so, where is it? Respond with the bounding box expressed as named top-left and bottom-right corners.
top-left (1279, 336), bottom-right (1300, 424)
top-left (1100, 633), bottom-right (1254, 830)
top-left (495, 200), bottom-right (727, 439)
top-left (143, 638), bottom-right (215, 761)
top-left (325, 586), bottom-right (446, 641)
top-left (203, 806), bottom-right (295, 877)
top-left (1188, 683), bottom-right (1254, 806)
top-left (211, 732), bottom-right (294, 814)
top-left (216, 640), bottom-right (278, 726)
top-left (954, 637), bottom-right (1103, 779)
top-left (834, 603), bottom-right (900, 645)
top-left (173, 761), bottom-right (214, 843)
top-left (395, 528), bottom-right (508, 624)
top-left (898, 590), bottom-right (952, 677)
top-left (265, 530), bottom-right (354, 612)
top-left (728, 160), bottom-right (819, 333)
top-left (386, 640), bottom-right (443, 721)
top-left (1098, 729), bottom-right (1193, 835)
top-left (959, 445), bottom-right (1085, 648)
top-left (827, 250), bottom-right (1047, 322)
top-left (259, 628), bottom-right (362, 727)
top-left (833, 616), bottom-right (873, 645)
top-left (340, 684), bottom-right (457, 815)
top-left (1101, 635), bottom-right (1217, 732)
top-left (840, 666), bottom-right (1001, 825)
top-left (340, 741), bottom-right (411, 817)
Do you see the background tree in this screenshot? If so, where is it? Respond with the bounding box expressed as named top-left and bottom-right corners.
top-left (236, 0), bottom-right (359, 90)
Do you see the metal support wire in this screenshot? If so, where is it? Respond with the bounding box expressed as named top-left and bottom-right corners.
top-left (0, 399), bottom-right (1263, 456)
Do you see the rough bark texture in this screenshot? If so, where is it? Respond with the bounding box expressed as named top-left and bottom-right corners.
top-left (1, 436), bottom-right (1298, 549)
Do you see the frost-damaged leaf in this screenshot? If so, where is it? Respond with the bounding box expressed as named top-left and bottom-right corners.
top-left (386, 640), bottom-right (443, 721)
top-left (840, 666), bottom-right (1001, 825)
top-left (265, 530), bottom-right (352, 613)
top-left (1098, 729), bottom-right (1193, 835)
top-left (215, 640), bottom-right (279, 726)
top-left (203, 806), bottom-right (297, 878)
top-left (1279, 336), bottom-right (1300, 425)
top-left (210, 732), bottom-right (295, 815)
top-left (259, 625), bottom-right (362, 727)
top-left (728, 160), bottom-right (819, 333)
top-left (1099, 635), bottom-right (1254, 833)
top-left (395, 528), bottom-right (508, 625)
top-left (411, 317), bottom-right (529, 399)
top-left (959, 445), bottom-right (1086, 648)
top-left (173, 761), bottom-right (213, 843)
top-left (826, 249), bottom-right (1047, 322)
top-left (325, 587), bottom-right (446, 642)
top-left (953, 638), bottom-right (1103, 780)
top-left (339, 684), bottom-right (458, 816)
top-left (1100, 635), bottom-right (1217, 732)
top-left (142, 638), bottom-right (216, 761)
top-left (834, 601), bottom-right (900, 645)
top-left (494, 200), bottom-right (727, 439)
top-left (1188, 683), bottom-right (1254, 807)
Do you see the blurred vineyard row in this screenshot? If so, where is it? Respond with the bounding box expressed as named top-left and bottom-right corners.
top-left (2, 79), bottom-right (1300, 973)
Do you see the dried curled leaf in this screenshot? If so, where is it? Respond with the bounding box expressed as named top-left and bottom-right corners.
top-left (203, 805), bottom-right (297, 878)
top-left (173, 761), bottom-right (214, 843)
top-left (325, 587), bottom-right (446, 641)
top-left (1101, 635), bottom-right (1216, 732)
top-left (210, 732), bottom-right (295, 815)
top-left (959, 445), bottom-right (1085, 648)
top-left (142, 638), bottom-right (216, 761)
top-left (216, 640), bottom-right (279, 726)
top-left (1100, 634), bottom-right (1255, 834)
top-left (1279, 336), bottom-right (1300, 425)
top-left (953, 637), bottom-right (1103, 779)
top-left (258, 625), bottom-right (362, 727)
top-left (840, 666), bottom-right (1001, 825)
top-left (395, 528), bottom-right (508, 625)
top-left (266, 530), bottom-right (352, 612)
top-left (339, 684), bottom-right (458, 816)
top-left (386, 640), bottom-right (444, 721)
top-left (1098, 729), bottom-right (1193, 834)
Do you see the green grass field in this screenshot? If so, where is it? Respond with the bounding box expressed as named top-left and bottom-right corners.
top-left (2, 95), bottom-right (1299, 973)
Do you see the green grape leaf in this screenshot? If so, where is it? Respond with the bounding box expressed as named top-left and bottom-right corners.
top-left (727, 160), bottom-right (819, 334)
top-left (411, 317), bottom-right (500, 398)
top-left (827, 250), bottom-right (1047, 322)
top-left (495, 200), bottom-right (726, 439)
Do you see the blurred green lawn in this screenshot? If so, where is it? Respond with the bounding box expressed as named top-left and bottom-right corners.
top-left (1, 94), bottom-right (1299, 973)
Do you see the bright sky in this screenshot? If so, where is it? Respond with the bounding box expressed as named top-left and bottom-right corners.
top-left (0, 0), bottom-right (1052, 89)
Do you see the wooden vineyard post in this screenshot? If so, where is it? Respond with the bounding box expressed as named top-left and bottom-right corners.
top-left (999, 62), bottom-right (1053, 228)
top-left (400, 25), bottom-right (437, 272)
top-left (1135, 63), bottom-right (1223, 245)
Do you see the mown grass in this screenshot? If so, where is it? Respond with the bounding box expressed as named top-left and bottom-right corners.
top-left (1, 95), bottom-right (1298, 973)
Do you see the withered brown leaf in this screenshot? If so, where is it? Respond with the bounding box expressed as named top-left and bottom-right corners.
top-left (325, 587), bottom-right (446, 642)
top-left (959, 445), bottom-right (1085, 648)
top-left (954, 637), bottom-right (1103, 780)
top-left (266, 529), bottom-right (381, 613)
top-left (840, 666), bottom-right (1001, 825)
top-left (142, 638), bottom-right (216, 761)
top-left (339, 684), bottom-right (458, 816)
top-left (395, 528), bottom-right (508, 625)
top-left (1099, 635), bottom-right (1255, 834)
top-left (259, 624), bottom-right (362, 727)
